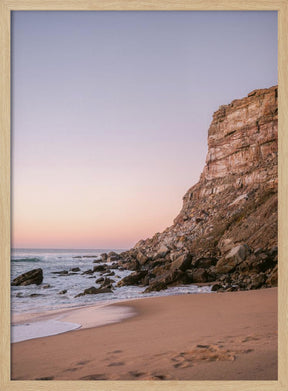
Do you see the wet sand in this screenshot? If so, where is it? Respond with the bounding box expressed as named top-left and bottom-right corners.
top-left (11, 288), bottom-right (277, 380)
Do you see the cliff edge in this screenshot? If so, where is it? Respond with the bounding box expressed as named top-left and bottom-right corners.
top-left (116, 86), bottom-right (278, 292)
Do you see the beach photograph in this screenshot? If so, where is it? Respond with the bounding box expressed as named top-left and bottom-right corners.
top-left (9, 10), bottom-right (278, 381)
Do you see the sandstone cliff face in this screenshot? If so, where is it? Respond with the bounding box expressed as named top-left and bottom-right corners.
top-left (117, 86), bottom-right (278, 292)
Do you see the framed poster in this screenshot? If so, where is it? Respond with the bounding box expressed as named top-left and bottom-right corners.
top-left (0, 1), bottom-right (287, 390)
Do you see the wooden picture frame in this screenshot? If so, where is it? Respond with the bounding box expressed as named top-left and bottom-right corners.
top-left (0, 1), bottom-right (287, 390)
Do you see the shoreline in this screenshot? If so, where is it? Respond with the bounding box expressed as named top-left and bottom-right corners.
top-left (11, 287), bottom-right (277, 380)
top-left (11, 286), bottom-right (214, 342)
top-left (11, 299), bottom-right (138, 343)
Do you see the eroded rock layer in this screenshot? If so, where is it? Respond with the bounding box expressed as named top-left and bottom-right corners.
top-left (116, 86), bottom-right (278, 292)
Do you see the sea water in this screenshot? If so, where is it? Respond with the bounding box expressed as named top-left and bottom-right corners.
top-left (11, 248), bottom-right (211, 342)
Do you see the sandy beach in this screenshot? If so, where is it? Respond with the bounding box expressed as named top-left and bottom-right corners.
top-left (11, 288), bottom-right (277, 380)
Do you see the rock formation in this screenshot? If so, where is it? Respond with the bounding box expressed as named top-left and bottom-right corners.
top-left (112, 86), bottom-right (278, 292)
top-left (11, 268), bottom-right (43, 286)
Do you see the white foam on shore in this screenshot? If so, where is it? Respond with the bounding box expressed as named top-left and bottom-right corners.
top-left (11, 319), bottom-right (81, 343)
top-left (11, 304), bottom-right (136, 343)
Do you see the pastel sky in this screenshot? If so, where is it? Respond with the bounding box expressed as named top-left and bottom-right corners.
top-left (11, 11), bottom-right (277, 249)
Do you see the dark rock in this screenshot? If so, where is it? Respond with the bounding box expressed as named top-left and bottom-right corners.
top-left (12, 268), bottom-right (43, 286)
top-left (189, 268), bottom-right (209, 283)
top-left (70, 267), bottom-right (80, 272)
top-left (211, 283), bottom-right (222, 291)
top-left (59, 290), bottom-right (67, 294)
top-left (120, 258), bottom-right (140, 271)
top-left (107, 252), bottom-right (121, 263)
top-left (93, 265), bottom-right (106, 272)
top-left (82, 269), bottom-right (94, 275)
top-left (100, 253), bottom-right (108, 261)
top-left (117, 271), bottom-right (147, 287)
top-left (101, 277), bottom-right (115, 286)
top-left (30, 293), bottom-right (43, 297)
top-left (143, 281), bottom-right (168, 293)
top-left (105, 271), bottom-right (115, 276)
top-left (194, 257), bottom-right (218, 268)
top-left (42, 284), bottom-right (51, 289)
top-left (93, 259), bottom-right (103, 263)
top-left (108, 255), bottom-right (120, 263)
top-left (75, 286), bottom-right (113, 298)
top-left (170, 253), bottom-right (192, 272)
top-left (95, 277), bottom-right (104, 283)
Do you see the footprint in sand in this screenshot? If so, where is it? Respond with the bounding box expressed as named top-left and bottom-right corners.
top-left (171, 344), bottom-right (236, 369)
top-left (76, 360), bottom-right (91, 366)
top-left (80, 373), bottom-right (107, 380)
top-left (107, 361), bottom-right (125, 367)
top-left (129, 371), bottom-right (146, 378)
top-left (241, 336), bottom-right (260, 343)
top-left (63, 367), bottom-right (79, 372)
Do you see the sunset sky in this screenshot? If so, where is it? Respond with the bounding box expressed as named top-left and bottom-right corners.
top-left (11, 11), bottom-right (277, 249)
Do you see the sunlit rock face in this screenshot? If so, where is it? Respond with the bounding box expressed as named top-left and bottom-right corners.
top-left (118, 86), bottom-right (278, 291)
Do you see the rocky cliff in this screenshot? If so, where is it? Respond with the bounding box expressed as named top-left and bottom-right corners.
top-left (115, 86), bottom-right (278, 292)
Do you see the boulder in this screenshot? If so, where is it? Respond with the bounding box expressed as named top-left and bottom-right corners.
top-left (194, 257), bottom-right (217, 268)
top-left (120, 258), bottom-right (140, 271)
top-left (93, 259), bottom-right (103, 263)
top-left (155, 244), bottom-right (170, 258)
top-left (136, 250), bottom-right (149, 265)
top-left (107, 252), bottom-right (121, 263)
top-left (110, 263), bottom-right (119, 269)
top-left (189, 268), bottom-right (209, 283)
top-left (105, 271), bottom-right (115, 276)
top-left (211, 283), bottom-right (222, 291)
top-left (75, 286), bottom-right (112, 297)
top-left (82, 269), bottom-right (94, 275)
top-left (101, 277), bottom-right (115, 286)
top-left (216, 244), bottom-right (250, 273)
top-left (70, 267), bottom-right (80, 272)
top-left (227, 244), bottom-right (250, 262)
top-left (100, 253), bottom-right (108, 261)
top-left (170, 253), bottom-right (192, 272)
top-left (59, 289), bottom-right (67, 294)
top-left (12, 268), bottom-right (43, 286)
top-left (143, 281), bottom-right (168, 293)
top-left (93, 265), bottom-right (106, 272)
top-left (117, 271), bottom-right (147, 287)
top-left (107, 255), bottom-right (120, 263)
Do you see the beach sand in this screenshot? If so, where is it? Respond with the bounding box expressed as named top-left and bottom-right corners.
top-left (11, 287), bottom-right (277, 380)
